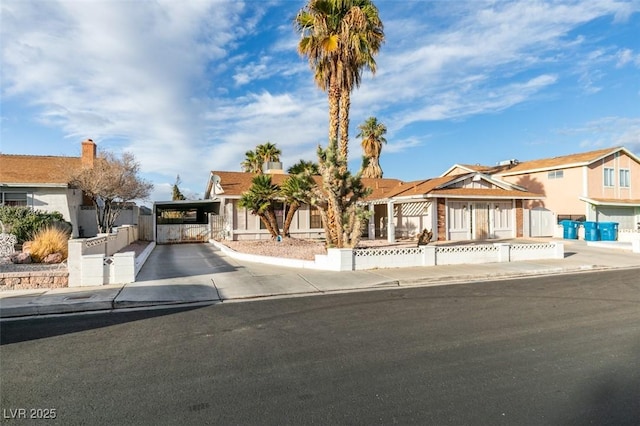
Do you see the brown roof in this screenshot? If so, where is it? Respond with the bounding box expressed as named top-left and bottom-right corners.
top-left (451, 147), bottom-right (637, 177)
top-left (209, 171), bottom-right (404, 201)
top-left (0, 154), bottom-right (81, 185)
top-left (496, 147), bottom-right (624, 175)
top-left (384, 176), bottom-right (454, 198)
top-left (430, 188), bottom-right (544, 199)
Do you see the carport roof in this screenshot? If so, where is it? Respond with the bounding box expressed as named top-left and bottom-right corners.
top-left (154, 199), bottom-right (220, 213)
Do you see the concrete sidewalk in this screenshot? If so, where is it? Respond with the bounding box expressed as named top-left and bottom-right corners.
top-left (1, 239), bottom-right (638, 319)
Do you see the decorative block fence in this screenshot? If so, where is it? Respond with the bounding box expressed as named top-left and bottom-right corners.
top-left (68, 225), bottom-right (144, 287)
top-left (211, 240), bottom-right (564, 272)
top-left (349, 242), bottom-right (564, 271)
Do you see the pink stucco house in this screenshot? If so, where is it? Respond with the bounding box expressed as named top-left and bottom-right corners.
top-left (444, 146), bottom-right (640, 231)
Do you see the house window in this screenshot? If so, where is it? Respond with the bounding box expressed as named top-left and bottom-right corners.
top-left (603, 168), bottom-right (615, 187)
top-left (1, 192), bottom-right (28, 207)
top-left (548, 170), bottom-right (564, 179)
top-left (310, 207), bottom-right (323, 229)
top-left (619, 169), bottom-right (630, 188)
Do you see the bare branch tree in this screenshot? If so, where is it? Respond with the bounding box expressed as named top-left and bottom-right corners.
top-left (69, 151), bottom-right (153, 233)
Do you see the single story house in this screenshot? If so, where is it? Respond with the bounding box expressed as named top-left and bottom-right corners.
top-left (204, 167), bottom-right (543, 242)
top-left (0, 139), bottom-right (140, 238)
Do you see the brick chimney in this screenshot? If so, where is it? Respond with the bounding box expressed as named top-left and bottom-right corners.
top-left (81, 139), bottom-right (96, 167)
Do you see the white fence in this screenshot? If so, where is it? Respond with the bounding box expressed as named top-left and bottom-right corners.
top-left (211, 240), bottom-right (564, 272)
top-left (351, 242), bottom-right (564, 271)
top-left (68, 225), bottom-right (146, 287)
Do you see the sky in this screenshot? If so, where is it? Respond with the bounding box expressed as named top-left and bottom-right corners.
top-left (1, 0), bottom-right (639, 203)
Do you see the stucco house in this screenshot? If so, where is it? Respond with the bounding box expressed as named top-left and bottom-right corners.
top-left (0, 139), bottom-right (139, 238)
top-left (204, 168), bottom-right (543, 242)
top-left (444, 146), bottom-right (640, 231)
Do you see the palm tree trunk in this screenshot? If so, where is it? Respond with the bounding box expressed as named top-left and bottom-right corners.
top-left (283, 202), bottom-right (300, 237)
top-left (258, 214), bottom-right (278, 238)
top-left (265, 208), bottom-right (280, 238)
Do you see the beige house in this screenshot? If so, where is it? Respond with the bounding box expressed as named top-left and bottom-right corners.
top-left (204, 169), bottom-right (543, 242)
top-left (0, 139), bottom-right (140, 237)
top-left (444, 147), bottom-right (640, 231)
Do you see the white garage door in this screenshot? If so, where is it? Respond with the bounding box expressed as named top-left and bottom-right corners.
top-left (596, 207), bottom-right (636, 230)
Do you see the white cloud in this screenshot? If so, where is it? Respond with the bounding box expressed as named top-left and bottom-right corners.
top-left (2, 0), bottom-right (638, 201)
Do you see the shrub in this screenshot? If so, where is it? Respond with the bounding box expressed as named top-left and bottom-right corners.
top-left (0, 206), bottom-right (69, 244)
top-left (29, 227), bottom-right (69, 263)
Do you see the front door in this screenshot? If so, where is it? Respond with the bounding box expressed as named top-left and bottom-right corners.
top-left (473, 203), bottom-right (490, 240)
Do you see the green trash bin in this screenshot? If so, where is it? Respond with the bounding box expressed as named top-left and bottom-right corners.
top-left (598, 222), bottom-right (619, 241)
top-left (560, 220), bottom-right (579, 239)
top-left (583, 221), bottom-right (599, 241)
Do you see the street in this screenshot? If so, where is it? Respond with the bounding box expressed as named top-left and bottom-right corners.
top-left (2, 268), bottom-right (640, 425)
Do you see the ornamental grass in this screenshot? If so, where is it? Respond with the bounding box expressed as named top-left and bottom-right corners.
top-left (29, 226), bottom-right (69, 263)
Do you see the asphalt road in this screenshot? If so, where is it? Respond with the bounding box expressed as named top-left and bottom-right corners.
top-left (1, 269), bottom-right (639, 425)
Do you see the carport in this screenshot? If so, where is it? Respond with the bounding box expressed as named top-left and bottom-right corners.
top-left (154, 200), bottom-right (221, 244)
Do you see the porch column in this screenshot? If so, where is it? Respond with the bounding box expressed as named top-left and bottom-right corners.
top-left (387, 201), bottom-right (395, 243)
top-left (368, 203), bottom-right (375, 240)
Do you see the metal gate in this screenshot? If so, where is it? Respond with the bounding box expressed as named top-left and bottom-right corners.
top-left (156, 224), bottom-right (211, 244)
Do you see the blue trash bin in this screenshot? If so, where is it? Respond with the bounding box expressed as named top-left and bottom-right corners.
top-left (598, 222), bottom-right (619, 241)
top-left (560, 220), bottom-right (579, 239)
top-left (583, 221), bottom-right (599, 241)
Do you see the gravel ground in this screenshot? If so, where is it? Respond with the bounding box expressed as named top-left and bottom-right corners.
top-left (218, 237), bottom-right (419, 260)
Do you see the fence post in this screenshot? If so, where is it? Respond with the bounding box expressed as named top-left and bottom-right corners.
top-left (422, 246), bottom-right (436, 266)
top-left (495, 243), bottom-right (511, 262)
top-left (81, 254), bottom-right (106, 286)
top-left (67, 239), bottom-right (85, 287)
top-left (554, 242), bottom-right (565, 259)
top-left (113, 252), bottom-right (135, 284)
top-left (327, 248), bottom-right (354, 271)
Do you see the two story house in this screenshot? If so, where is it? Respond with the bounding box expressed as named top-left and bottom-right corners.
top-left (445, 147), bottom-right (640, 231)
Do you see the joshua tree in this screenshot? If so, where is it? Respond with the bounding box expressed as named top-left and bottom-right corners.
top-left (357, 116), bottom-right (387, 178)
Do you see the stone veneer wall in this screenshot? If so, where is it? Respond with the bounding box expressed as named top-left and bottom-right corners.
top-left (0, 271), bottom-right (68, 291)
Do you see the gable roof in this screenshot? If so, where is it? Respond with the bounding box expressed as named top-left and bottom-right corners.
top-left (0, 154), bottom-right (80, 186)
top-left (441, 146), bottom-right (640, 178)
top-left (384, 173), bottom-right (542, 201)
top-left (205, 171), bottom-right (405, 201)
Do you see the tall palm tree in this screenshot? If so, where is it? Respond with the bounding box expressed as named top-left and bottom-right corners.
top-left (238, 174), bottom-right (281, 238)
top-left (241, 150), bottom-right (263, 174)
top-left (295, 0), bottom-right (383, 248)
top-left (256, 142), bottom-right (282, 165)
top-left (295, 0), bottom-right (384, 163)
top-left (357, 116), bottom-right (387, 178)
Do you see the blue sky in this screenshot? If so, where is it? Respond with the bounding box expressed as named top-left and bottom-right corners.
top-left (2, 0), bottom-right (639, 202)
